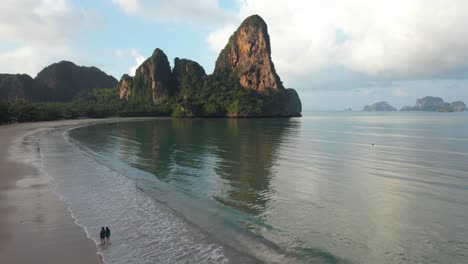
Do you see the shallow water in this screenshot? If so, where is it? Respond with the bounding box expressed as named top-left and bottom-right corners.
top-left (42, 112), bottom-right (468, 263)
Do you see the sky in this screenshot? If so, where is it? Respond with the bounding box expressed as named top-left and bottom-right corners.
top-left (1, 0), bottom-right (468, 110)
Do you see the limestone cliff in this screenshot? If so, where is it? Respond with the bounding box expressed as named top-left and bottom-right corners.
top-left (0, 74), bottom-right (38, 101)
top-left (1, 62), bottom-right (117, 102)
top-left (401, 96), bottom-right (465, 112)
top-left (118, 74), bottom-right (132, 100)
top-left (35, 61), bottom-right (118, 102)
top-left (280, 89), bottom-right (302, 116)
top-left (449, 101), bottom-right (466, 112)
top-left (118, 15), bottom-right (302, 117)
top-left (124, 48), bottom-right (173, 103)
top-left (215, 15), bottom-right (283, 92)
top-left (172, 58), bottom-right (207, 100)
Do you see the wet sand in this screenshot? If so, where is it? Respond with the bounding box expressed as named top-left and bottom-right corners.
top-left (0, 120), bottom-right (104, 263)
top-left (0, 119), bottom-right (155, 264)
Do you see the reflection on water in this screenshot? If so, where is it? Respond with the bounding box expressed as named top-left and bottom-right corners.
top-left (70, 112), bottom-right (468, 264)
top-left (78, 119), bottom-right (299, 216)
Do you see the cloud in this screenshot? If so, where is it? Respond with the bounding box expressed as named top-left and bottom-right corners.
top-left (111, 0), bottom-right (234, 25)
top-left (0, 0), bottom-right (97, 75)
top-left (111, 0), bottom-right (141, 15)
top-left (207, 0), bottom-right (468, 88)
top-left (0, 0), bottom-right (94, 46)
top-left (113, 48), bottom-right (146, 76)
top-left (0, 45), bottom-right (73, 76)
top-left (114, 49), bottom-right (126, 58)
top-left (393, 88), bottom-right (409, 97)
top-left (129, 49), bottom-right (146, 76)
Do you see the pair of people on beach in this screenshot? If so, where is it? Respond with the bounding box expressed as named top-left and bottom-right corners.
top-left (100, 227), bottom-right (111, 245)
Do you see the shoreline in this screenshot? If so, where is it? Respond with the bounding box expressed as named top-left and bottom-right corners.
top-left (0, 117), bottom-right (163, 264)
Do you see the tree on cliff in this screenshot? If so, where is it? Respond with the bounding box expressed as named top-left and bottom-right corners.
top-left (118, 14), bottom-right (302, 117)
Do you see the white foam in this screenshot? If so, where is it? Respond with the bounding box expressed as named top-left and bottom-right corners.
top-left (36, 127), bottom-right (230, 264)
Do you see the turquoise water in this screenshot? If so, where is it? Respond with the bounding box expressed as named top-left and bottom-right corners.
top-left (66, 112), bottom-right (468, 263)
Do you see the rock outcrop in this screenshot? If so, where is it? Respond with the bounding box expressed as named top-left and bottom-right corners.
top-left (363, 101), bottom-right (397, 111)
top-left (401, 96), bottom-right (465, 112)
top-left (450, 101), bottom-right (466, 112)
top-left (136, 48), bottom-right (173, 103)
top-left (35, 61), bottom-right (118, 102)
top-left (1, 61), bottom-right (117, 102)
top-left (172, 58), bottom-right (207, 100)
top-left (215, 15), bottom-right (283, 93)
top-left (117, 15), bottom-right (302, 117)
top-left (0, 74), bottom-right (38, 101)
top-left (118, 74), bottom-right (132, 100)
top-left (279, 89), bottom-right (302, 116)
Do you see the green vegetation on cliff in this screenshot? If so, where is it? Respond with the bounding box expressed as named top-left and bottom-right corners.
top-left (118, 15), bottom-right (302, 117)
top-left (0, 14), bottom-right (302, 124)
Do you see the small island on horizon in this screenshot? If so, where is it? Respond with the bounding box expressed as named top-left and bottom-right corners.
top-left (401, 96), bottom-right (466, 112)
top-left (361, 97), bottom-right (466, 113)
top-left (362, 101), bottom-right (397, 111)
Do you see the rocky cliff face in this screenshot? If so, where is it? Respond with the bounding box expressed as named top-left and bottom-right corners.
top-left (281, 89), bottom-right (302, 116)
top-left (0, 74), bottom-right (38, 101)
top-left (401, 96), bottom-right (465, 112)
top-left (450, 101), bottom-right (466, 112)
top-left (363, 101), bottom-right (397, 111)
top-left (135, 49), bottom-right (173, 103)
top-left (118, 15), bottom-right (302, 117)
top-left (172, 58), bottom-right (207, 100)
top-left (416, 96), bottom-right (444, 109)
top-left (35, 61), bottom-right (118, 102)
top-left (2, 62), bottom-right (117, 103)
top-left (118, 74), bottom-right (132, 100)
top-left (215, 15), bottom-right (283, 93)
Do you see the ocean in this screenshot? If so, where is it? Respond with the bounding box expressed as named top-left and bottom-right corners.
top-left (35, 112), bottom-right (468, 263)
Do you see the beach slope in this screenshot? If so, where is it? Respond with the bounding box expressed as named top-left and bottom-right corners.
top-left (0, 121), bottom-right (102, 264)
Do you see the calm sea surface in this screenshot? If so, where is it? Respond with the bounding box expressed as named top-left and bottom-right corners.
top-left (51, 112), bottom-right (468, 263)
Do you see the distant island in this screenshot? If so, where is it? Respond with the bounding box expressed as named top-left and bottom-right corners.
top-left (401, 96), bottom-right (466, 112)
top-left (362, 101), bottom-right (397, 111)
top-left (0, 15), bottom-right (301, 124)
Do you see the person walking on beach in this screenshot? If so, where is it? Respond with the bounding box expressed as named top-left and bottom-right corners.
top-left (100, 227), bottom-right (106, 245)
top-left (105, 227), bottom-right (111, 244)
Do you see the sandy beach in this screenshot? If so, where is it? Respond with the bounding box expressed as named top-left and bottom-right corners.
top-left (0, 119), bottom-right (121, 264)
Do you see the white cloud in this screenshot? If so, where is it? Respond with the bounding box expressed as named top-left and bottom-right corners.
top-left (0, 0), bottom-right (96, 75)
top-left (113, 48), bottom-right (146, 76)
top-left (129, 49), bottom-right (146, 76)
top-left (111, 0), bottom-right (234, 25)
top-left (206, 24), bottom-right (237, 52)
top-left (114, 49), bottom-right (126, 58)
top-left (393, 88), bottom-right (409, 97)
top-left (0, 47), bottom-right (36, 74)
top-left (0, 0), bottom-right (93, 46)
top-left (207, 0), bottom-right (468, 84)
top-left (111, 0), bottom-right (141, 15)
top-left (0, 45), bottom-right (75, 76)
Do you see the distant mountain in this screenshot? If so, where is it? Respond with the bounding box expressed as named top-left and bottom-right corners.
top-left (118, 15), bottom-right (302, 117)
top-left (35, 61), bottom-right (118, 102)
top-left (363, 101), bottom-right (397, 111)
top-left (401, 96), bottom-right (466, 112)
top-left (0, 61), bottom-right (117, 102)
